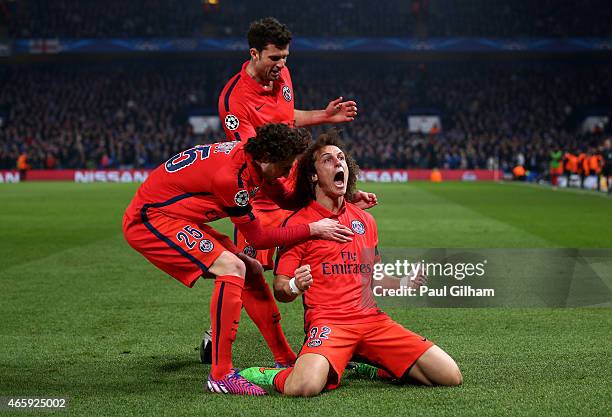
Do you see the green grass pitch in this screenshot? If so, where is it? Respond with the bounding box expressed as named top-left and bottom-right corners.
top-left (0, 181), bottom-right (610, 416)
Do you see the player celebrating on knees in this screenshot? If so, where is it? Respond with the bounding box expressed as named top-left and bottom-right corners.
top-left (122, 124), bottom-right (354, 396)
top-left (239, 131), bottom-right (462, 396)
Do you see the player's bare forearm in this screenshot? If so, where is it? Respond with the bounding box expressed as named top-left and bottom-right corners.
top-left (350, 190), bottom-right (378, 210)
top-left (273, 274), bottom-right (300, 303)
top-left (294, 98), bottom-right (358, 126)
top-left (294, 109), bottom-right (327, 127)
top-left (374, 274), bottom-right (403, 290)
top-left (372, 272), bottom-right (427, 290)
top-left (274, 265), bottom-right (312, 302)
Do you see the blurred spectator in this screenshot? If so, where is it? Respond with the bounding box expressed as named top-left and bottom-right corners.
top-left (16, 151), bottom-right (29, 180)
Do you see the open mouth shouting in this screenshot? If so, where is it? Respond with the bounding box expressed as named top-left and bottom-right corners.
top-left (333, 169), bottom-right (345, 188)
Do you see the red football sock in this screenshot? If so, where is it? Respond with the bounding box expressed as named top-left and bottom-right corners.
top-left (378, 368), bottom-right (393, 380)
top-left (273, 367), bottom-right (293, 393)
top-left (210, 275), bottom-right (244, 380)
top-left (242, 271), bottom-right (297, 365)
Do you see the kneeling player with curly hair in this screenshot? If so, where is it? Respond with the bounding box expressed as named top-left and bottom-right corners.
top-left (239, 130), bottom-right (462, 396)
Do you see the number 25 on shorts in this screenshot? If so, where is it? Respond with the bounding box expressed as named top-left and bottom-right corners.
top-left (176, 225), bottom-right (203, 249)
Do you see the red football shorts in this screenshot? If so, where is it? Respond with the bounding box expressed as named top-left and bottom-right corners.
top-left (234, 207), bottom-right (291, 270)
top-left (123, 211), bottom-right (239, 287)
top-left (299, 316), bottom-right (434, 390)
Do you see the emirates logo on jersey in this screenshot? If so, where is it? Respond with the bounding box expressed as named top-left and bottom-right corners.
top-left (351, 220), bottom-right (366, 235)
top-left (282, 85), bottom-right (292, 102)
top-left (225, 114), bottom-right (240, 131)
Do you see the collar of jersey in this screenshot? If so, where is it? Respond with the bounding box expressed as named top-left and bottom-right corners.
top-left (309, 199), bottom-right (347, 219)
top-left (244, 153), bottom-right (263, 186)
top-left (241, 61), bottom-right (286, 96)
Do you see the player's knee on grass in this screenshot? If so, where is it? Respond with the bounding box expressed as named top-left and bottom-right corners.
top-left (284, 353), bottom-right (329, 397)
top-left (406, 345), bottom-right (462, 387)
top-left (287, 377), bottom-right (326, 397)
top-left (209, 251), bottom-right (247, 278)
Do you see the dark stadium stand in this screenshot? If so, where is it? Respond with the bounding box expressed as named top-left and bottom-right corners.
top-left (3, 0), bottom-right (612, 38)
top-left (0, 1), bottom-right (610, 179)
top-left (1, 60), bottom-right (609, 174)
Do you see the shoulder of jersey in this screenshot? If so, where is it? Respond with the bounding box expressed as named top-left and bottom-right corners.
top-left (346, 201), bottom-right (366, 214)
top-left (347, 202), bottom-right (376, 224)
top-left (280, 205), bottom-right (310, 227)
top-left (210, 141), bottom-right (244, 163)
top-left (281, 65), bottom-right (292, 78)
top-left (222, 76), bottom-right (250, 109)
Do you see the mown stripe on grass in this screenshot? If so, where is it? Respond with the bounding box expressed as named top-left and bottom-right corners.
top-left (411, 182), bottom-right (612, 248)
top-left (367, 183), bottom-right (552, 248)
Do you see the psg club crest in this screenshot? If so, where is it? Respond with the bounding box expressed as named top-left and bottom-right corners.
top-left (234, 190), bottom-right (250, 207)
top-left (224, 114), bottom-right (239, 131)
top-left (282, 85), bottom-right (292, 102)
top-left (199, 239), bottom-right (214, 253)
top-left (307, 339), bottom-right (322, 348)
top-left (351, 219), bottom-right (366, 235)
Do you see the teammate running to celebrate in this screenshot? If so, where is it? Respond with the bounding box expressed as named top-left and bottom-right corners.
top-left (239, 131), bottom-right (462, 396)
top-left (123, 124), bottom-right (354, 395)
top-left (218, 16), bottom-right (361, 275)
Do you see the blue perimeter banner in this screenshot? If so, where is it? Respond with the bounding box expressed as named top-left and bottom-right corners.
top-left (11, 37), bottom-right (612, 55)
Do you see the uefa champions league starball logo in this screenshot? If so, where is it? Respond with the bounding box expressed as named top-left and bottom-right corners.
top-left (282, 85), bottom-right (292, 102)
top-left (224, 114), bottom-right (239, 131)
top-left (234, 190), bottom-right (249, 207)
top-left (351, 219), bottom-right (366, 235)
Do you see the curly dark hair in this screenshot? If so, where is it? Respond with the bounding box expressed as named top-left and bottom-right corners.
top-left (247, 17), bottom-right (292, 51)
top-left (294, 129), bottom-right (360, 207)
top-left (245, 123), bottom-right (310, 163)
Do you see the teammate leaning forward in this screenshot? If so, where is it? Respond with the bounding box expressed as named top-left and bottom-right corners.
top-left (240, 131), bottom-right (462, 396)
top-left (123, 124), bottom-right (354, 396)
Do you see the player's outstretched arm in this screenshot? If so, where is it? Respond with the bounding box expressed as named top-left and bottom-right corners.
top-left (294, 97), bottom-right (358, 127)
top-left (235, 217), bottom-right (353, 250)
top-left (273, 265), bottom-right (312, 303)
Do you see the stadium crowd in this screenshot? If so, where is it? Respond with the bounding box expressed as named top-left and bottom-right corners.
top-left (1, 59), bottom-right (610, 177)
top-left (2, 0), bottom-right (611, 38)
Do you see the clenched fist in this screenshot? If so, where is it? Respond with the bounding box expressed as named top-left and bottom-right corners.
top-left (294, 264), bottom-right (313, 292)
